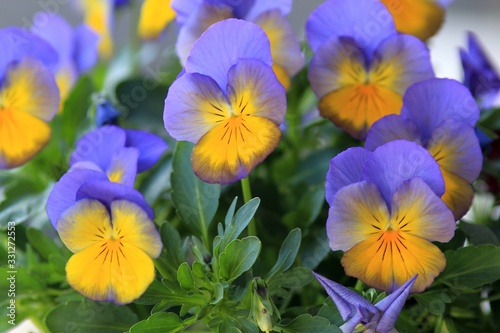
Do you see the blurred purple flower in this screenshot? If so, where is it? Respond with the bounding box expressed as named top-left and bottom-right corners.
top-left (460, 32), bottom-right (500, 109)
top-left (70, 126), bottom-right (167, 186)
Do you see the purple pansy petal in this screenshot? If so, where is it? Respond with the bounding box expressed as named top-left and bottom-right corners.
top-left (95, 100), bottom-right (120, 127)
top-left (125, 129), bottom-right (167, 172)
top-left (327, 181), bottom-right (390, 252)
top-left (427, 119), bottom-right (482, 183)
top-left (185, 19), bottom-right (272, 91)
top-left (31, 13), bottom-right (73, 63)
top-left (0, 27), bottom-right (58, 78)
top-left (325, 147), bottom-right (371, 205)
top-left (401, 78), bottom-right (480, 143)
top-left (164, 72), bottom-right (230, 143)
top-left (226, 58), bottom-right (286, 124)
top-left (46, 169), bottom-right (108, 227)
top-left (253, 8), bottom-right (304, 77)
top-left (365, 115), bottom-right (422, 151)
top-left (76, 180), bottom-right (154, 219)
top-left (175, 2), bottom-right (233, 66)
top-left (376, 275), bottom-right (417, 332)
top-left (308, 36), bottom-right (366, 98)
top-left (241, 0), bottom-right (292, 21)
top-left (461, 48), bottom-right (500, 108)
top-left (313, 272), bottom-right (376, 321)
top-left (305, 0), bottom-right (395, 56)
top-left (172, 0), bottom-right (202, 25)
top-left (69, 160), bottom-right (103, 172)
top-left (339, 310), bottom-right (367, 333)
top-left (106, 147), bottom-right (139, 186)
top-left (70, 126), bottom-right (126, 170)
top-left (363, 140), bottom-right (444, 206)
top-left (73, 24), bottom-right (99, 73)
top-left (370, 34), bottom-right (434, 95)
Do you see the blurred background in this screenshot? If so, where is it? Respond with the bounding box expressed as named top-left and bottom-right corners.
top-left (1, 0), bottom-right (499, 80)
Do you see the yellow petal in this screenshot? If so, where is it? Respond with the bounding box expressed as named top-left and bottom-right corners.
top-left (318, 83), bottom-right (402, 139)
top-left (65, 239), bottom-right (156, 304)
top-left (192, 115), bottom-right (281, 184)
top-left (56, 199), bottom-right (112, 252)
top-left (380, 0), bottom-right (445, 40)
top-left (342, 232), bottom-right (446, 293)
top-left (0, 109), bottom-right (51, 169)
top-left (110, 200), bottom-right (163, 258)
top-left (440, 169), bottom-right (474, 221)
top-left (272, 63), bottom-right (291, 90)
top-left (55, 63), bottom-right (77, 112)
top-left (138, 0), bottom-right (176, 39)
top-left (0, 57), bottom-right (59, 121)
top-left (83, 0), bottom-right (113, 58)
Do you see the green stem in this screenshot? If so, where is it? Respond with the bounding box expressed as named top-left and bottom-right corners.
top-left (240, 177), bottom-right (257, 236)
top-left (354, 279), bottom-right (364, 292)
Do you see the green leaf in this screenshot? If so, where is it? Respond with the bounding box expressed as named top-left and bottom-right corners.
top-left (277, 314), bottom-right (340, 333)
top-left (459, 221), bottom-right (499, 246)
top-left (268, 267), bottom-right (313, 300)
top-left (154, 222), bottom-right (185, 280)
top-left (60, 75), bottom-right (94, 146)
top-left (413, 290), bottom-right (452, 315)
top-left (45, 301), bottom-right (138, 333)
top-left (171, 141), bottom-right (221, 244)
top-left (266, 228), bottom-right (301, 280)
top-left (218, 197), bottom-right (260, 254)
top-left (128, 312), bottom-right (185, 333)
top-left (219, 237), bottom-right (261, 282)
top-left (26, 228), bottom-right (62, 261)
top-left (283, 186), bottom-right (325, 228)
top-left (0, 182), bottom-right (51, 224)
top-left (437, 245), bottom-right (500, 289)
top-left (177, 262), bottom-right (196, 291)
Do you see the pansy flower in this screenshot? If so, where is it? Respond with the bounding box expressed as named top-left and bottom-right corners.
top-left (46, 169), bottom-right (161, 304)
top-left (70, 125), bottom-right (167, 186)
top-left (172, 0), bottom-right (304, 89)
top-left (31, 13), bottom-right (98, 110)
top-left (0, 27), bottom-right (60, 169)
top-left (76, 0), bottom-right (127, 58)
top-left (326, 140), bottom-right (456, 293)
top-left (365, 78), bottom-right (483, 220)
top-left (314, 273), bottom-right (416, 333)
top-left (306, 0), bottom-right (434, 139)
top-left (379, 0), bottom-right (453, 41)
top-left (460, 32), bottom-right (500, 109)
top-left (138, 0), bottom-right (176, 39)
top-left (164, 19), bottom-right (286, 184)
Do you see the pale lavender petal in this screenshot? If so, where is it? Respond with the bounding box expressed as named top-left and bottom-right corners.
top-left (73, 24), bottom-right (99, 73)
top-left (362, 140), bottom-right (444, 206)
top-left (164, 72), bottom-right (229, 143)
top-left (46, 169), bottom-right (108, 227)
top-left (365, 115), bottom-right (422, 151)
top-left (185, 19), bottom-right (272, 91)
top-left (106, 147), bottom-right (139, 186)
top-left (76, 180), bottom-right (154, 219)
top-left (306, 0), bottom-right (395, 57)
top-left (70, 126), bottom-right (126, 170)
top-left (125, 129), bottom-right (168, 172)
top-left (325, 147), bottom-right (371, 205)
top-left (401, 78), bottom-right (480, 144)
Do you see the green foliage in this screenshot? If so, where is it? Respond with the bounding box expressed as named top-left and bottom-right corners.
top-left (45, 301), bottom-right (139, 333)
top-left (171, 141), bottom-right (221, 245)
